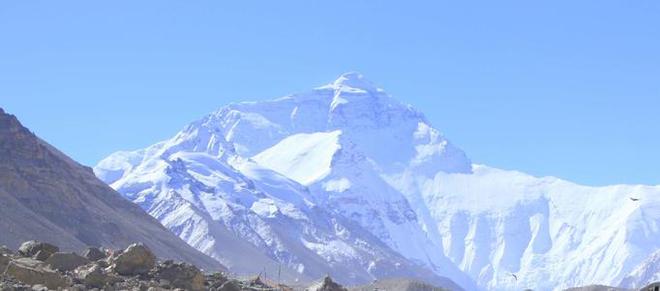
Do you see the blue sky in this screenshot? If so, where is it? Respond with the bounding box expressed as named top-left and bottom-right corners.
top-left (1, 1), bottom-right (659, 186)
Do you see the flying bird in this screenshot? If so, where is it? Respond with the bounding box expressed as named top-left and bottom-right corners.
top-left (630, 197), bottom-right (640, 202)
top-left (511, 273), bottom-right (518, 281)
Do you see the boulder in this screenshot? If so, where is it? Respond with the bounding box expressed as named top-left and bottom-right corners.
top-left (152, 260), bottom-right (205, 291)
top-left (111, 243), bottom-right (156, 275)
top-left (0, 245), bottom-right (13, 255)
top-left (219, 280), bottom-right (242, 291)
top-left (45, 252), bottom-right (89, 271)
top-left (4, 258), bottom-right (68, 289)
top-left (82, 247), bottom-right (106, 261)
top-left (206, 272), bottom-right (229, 289)
top-left (0, 254), bottom-right (10, 272)
top-left (74, 263), bottom-right (117, 288)
top-left (17, 241), bottom-right (58, 259)
top-left (309, 276), bottom-right (347, 291)
top-left (247, 275), bottom-right (270, 288)
top-left (31, 250), bottom-right (51, 262)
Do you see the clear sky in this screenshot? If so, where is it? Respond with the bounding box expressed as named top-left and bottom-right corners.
top-left (1, 1), bottom-right (659, 186)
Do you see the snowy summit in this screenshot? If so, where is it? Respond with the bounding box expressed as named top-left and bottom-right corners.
top-left (95, 73), bottom-right (660, 291)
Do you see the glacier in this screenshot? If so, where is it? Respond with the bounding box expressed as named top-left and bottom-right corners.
top-left (95, 72), bottom-right (660, 290)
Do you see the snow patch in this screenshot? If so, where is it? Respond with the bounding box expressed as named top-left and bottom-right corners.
top-left (323, 178), bottom-right (352, 193)
top-left (252, 130), bottom-right (342, 185)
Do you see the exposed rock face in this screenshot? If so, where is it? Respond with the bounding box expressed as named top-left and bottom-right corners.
top-left (4, 258), bottom-right (68, 289)
top-left (45, 252), bottom-right (89, 271)
top-left (0, 108), bottom-right (223, 271)
top-left (112, 243), bottom-right (156, 275)
top-left (17, 241), bottom-right (58, 259)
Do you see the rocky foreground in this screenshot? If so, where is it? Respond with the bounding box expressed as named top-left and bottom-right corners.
top-left (0, 241), bottom-right (348, 291)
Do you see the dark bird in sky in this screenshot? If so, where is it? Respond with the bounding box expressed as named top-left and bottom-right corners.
top-left (630, 197), bottom-right (640, 201)
top-left (511, 273), bottom-right (518, 281)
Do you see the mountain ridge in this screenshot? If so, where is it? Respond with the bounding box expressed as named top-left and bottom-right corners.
top-left (0, 108), bottom-right (224, 272)
top-left (95, 73), bottom-right (660, 290)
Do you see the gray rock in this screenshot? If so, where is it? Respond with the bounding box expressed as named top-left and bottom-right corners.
top-left (45, 252), bottom-right (90, 272)
top-left (0, 254), bottom-right (10, 273)
top-left (219, 280), bottom-right (242, 291)
top-left (4, 258), bottom-right (68, 289)
top-left (67, 284), bottom-right (88, 291)
top-left (641, 282), bottom-right (660, 291)
top-left (0, 245), bottom-right (13, 255)
top-left (310, 276), bottom-right (347, 291)
top-left (111, 243), bottom-right (156, 275)
top-left (82, 247), bottom-right (106, 261)
top-left (17, 241), bottom-right (58, 259)
top-left (152, 260), bottom-right (205, 291)
top-left (205, 272), bottom-right (229, 289)
top-left (31, 250), bottom-right (50, 262)
top-left (74, 263), bottom-right (116, 289)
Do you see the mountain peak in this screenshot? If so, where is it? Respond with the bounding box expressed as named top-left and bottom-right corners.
top-left (0, 108), bottom-right (32, 139)
top-left (321, 72), bottom-right (380, 92)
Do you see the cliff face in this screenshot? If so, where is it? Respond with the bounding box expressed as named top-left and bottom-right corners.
top-left (0, 108), bottom-right (223, 271)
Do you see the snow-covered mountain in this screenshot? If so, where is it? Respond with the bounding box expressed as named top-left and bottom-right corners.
top-left (95, 73), bottom-right (660, 290)
top-left (620, 249), bottom-right (660, 289)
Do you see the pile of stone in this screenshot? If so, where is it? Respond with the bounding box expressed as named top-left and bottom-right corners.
top-left (0, 240), bottom-right (225, 291)
top-left (0, 240), bottom-right (349, 291)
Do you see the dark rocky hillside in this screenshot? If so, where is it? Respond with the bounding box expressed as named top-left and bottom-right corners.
top-left (0, 108), bottom-right (222, 271)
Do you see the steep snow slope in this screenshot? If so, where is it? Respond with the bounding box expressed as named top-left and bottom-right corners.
top-left (252, 131), bottom-right (342, 185)
top-left (620, 249), bottom-right (660, 289)
top-left (97, 72), bottom-right (660, 290)
top-left (387, 165), bottom-right (660, 290)
top-left (253, 130), bottom-right (475, 289)
top-left (95, 112), bottom-right (464, 287)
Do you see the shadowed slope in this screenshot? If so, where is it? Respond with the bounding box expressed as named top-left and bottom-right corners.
top-left (0, 108), bottom-right (223, 271)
